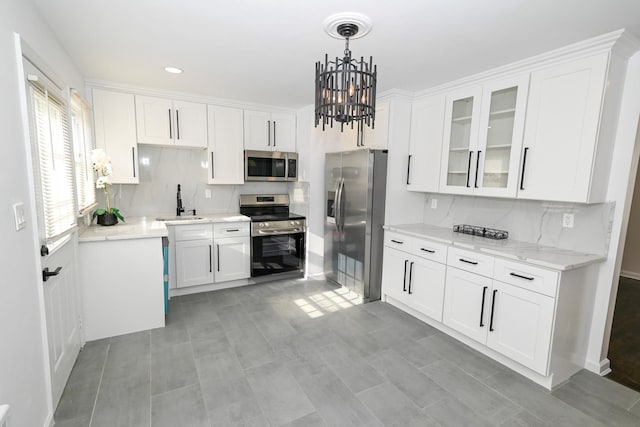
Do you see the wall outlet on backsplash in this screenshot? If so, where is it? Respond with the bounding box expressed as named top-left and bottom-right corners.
top-left (562, 213), bottom-right (575, 228)
top-left (205, 189), bottom-right (211, 199)
top-left (431, 198), bottom-right (438, 209)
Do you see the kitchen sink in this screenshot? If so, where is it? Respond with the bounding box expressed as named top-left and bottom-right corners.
top-left (155, 215), bottom-right (204, 221)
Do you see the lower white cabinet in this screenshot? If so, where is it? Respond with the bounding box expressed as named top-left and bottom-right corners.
top-left (175, 239), bottom-right (214, 288)
top-left (442, 267), bottom-right (491, 344)
top-left (173, 221), bottom-right (250, 289)
top-left (381, 234), bottom-right (446, 322)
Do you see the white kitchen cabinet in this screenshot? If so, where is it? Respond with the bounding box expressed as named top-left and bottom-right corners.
top-left (214, 236), bottom-right (250, 282)
top-left (244, 109), bottom-right (296, 151)
top-left (92, 88), bottom-right (139, 184)
top-left (381, 232), bottom-right (447, 322)
top-left (518, 53), bottom-right (610, 203)
top-left (407, 95), bottom-right (446, 192)
top-left (336, 102), bottom-right (390, 150)
top-left (486, 280), bottom-right (555, 375)
top-left (207, 105), bottom-right (244, 184)
top-left (175, 239), bottom-right (214, 288)
top-left (439, 76), bottom-right (529, 197)
top-left (135, 95), bottom-right (208, 148)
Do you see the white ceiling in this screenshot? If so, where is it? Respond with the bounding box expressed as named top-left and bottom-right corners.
top-left (33, 0), bottom-right (640, 109)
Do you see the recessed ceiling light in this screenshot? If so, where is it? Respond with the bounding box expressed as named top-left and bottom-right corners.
top-left (164, 66), bottom-right (183, 74)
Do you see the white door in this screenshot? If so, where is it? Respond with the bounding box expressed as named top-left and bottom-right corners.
top-left (381, 247), bottom-right (410, 304)
top-left (517, 53), bottom-right (609, 203)
top-left (407, 95), bottom-right (446, 192)
top-left (207, 105), bottom-right (244, 184)
top-left (407, 258), bottom-right (446, 322)
top-left (214, 237), bottom-right (251, 283)
top-left (442, 267), bottom-right (491, 344)
top-left (173, 100), bottom-right (208, 148)
top-left (244, 109), bottom-right (272, 150)
top-left (176, 240), bottom-right (214, 288)
top-left (271, 112), bottom-right (296, 151)
top-left (135, 95), bottom-right (173, 145)
top-left (43, 241), bottom-right (82, 408)
top-left (486, 281), bottom-right (555, 375)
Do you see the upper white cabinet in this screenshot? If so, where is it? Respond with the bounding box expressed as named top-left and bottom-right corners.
top-left (92, 88), bottom-right (139, 184)
top-left (244, 109), bottom-right (296, 151)
top-left (439, 76), bottom-right (529, 197)
top-left (207, 105), bottom-right (244, 184)
top-left (135, 95), bottom-right (208, 148)
top-left (337, 102), bottom-right (390, 150)
top-left (407, 95), bottom-right (446, 192)
top-left (518, 53), bottom-right (610, 203)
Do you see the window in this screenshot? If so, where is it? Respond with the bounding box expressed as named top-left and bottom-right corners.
top-left (70, 91), bottom-right (96, 215)
top-left (26, 72), bottom-right (77, 245)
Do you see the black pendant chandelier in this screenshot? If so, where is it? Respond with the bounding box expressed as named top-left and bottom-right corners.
top-left (315, 20), bottom-right (377, 132)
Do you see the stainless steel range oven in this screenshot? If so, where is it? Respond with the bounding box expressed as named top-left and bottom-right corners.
top-left (239, 194), bottom-right (305, 277)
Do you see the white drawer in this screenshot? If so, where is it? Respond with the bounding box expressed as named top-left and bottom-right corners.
top-left (411, 238), bottom-right (447, 264)
top-left (493, 258), bottom-right (559, 297)
top-left (447, 247), bottom-right (495, 277)
top-left (384, 231), bottom-right (412, 252)
top-left (174, 224), bottom-right (213, 241)
top-left (214, 222), bottom-right (250, 238)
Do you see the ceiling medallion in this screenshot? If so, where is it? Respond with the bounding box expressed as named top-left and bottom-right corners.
top-left (315, 13), bottom-right (377, 133)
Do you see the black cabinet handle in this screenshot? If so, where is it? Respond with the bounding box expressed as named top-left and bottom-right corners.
top-left (420, 248), bottom-right (435, 253)
top-left (132, 147), bottom-right (136, 178)
top-left (509, 272), bottom-right (534, 281)
top-left (466, 151), bottom-right (474, 187)
top-left (459, 258), bottom-right (478, 265)
top-left (42, 266), bottom-right (62, 282)
top-left (520, 147), bottom-right (529, 190)
top-left (273, 121), bottom-right (276, 146)
top-left (217, 244), bottom-right (220, 272)
top-left (176, 110), bottom-right (180, 140)
top-left (407, 155), bottom-right (412, 185)
top-left (403, 260), bottom-right (408, 292)
top-left (489, 289), bottom-right (498, 332)
top-left (209, 245), bottom-right (212, 272)
top-left (474, 150), bottom-right (482, 188)
top-left (168, 109), bottom-right (172, 138)
top-left (408, 262), bottom-right (414, 294)
top-left (211, 152), bottom-right (215, 179)
top-left (479, 286), bottom-right (488, 327)
top-left (226, 229), bottom-right (239, 232)
top-left (267, 121), bottom-right (271, 146)
top-left (391, 239), bottom-right (404, 245)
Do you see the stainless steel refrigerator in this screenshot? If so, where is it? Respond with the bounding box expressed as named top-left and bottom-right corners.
top-left (324, 149), bottom-right (388, 302)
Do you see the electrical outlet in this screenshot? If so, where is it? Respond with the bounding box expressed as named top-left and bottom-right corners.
top-left (431, 199), bottom-right (438, 209)
top-left (205, 189), bottom-right (211, 199)
top-left (13, 202), bottom-right (26, 231)
top-left (562, 213), bottom-right (574, 228)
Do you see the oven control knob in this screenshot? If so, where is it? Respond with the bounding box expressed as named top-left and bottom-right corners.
top-left (258, 222), bottom-right (266, 228)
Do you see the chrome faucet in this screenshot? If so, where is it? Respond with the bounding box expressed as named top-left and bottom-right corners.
top-left (176, 184), bottom-right (184, 216)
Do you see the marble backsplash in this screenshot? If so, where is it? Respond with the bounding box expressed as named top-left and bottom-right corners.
top-left (421, 194), bottom-right (615, 256)
top-left (99, 145), bottom-right (295, 217)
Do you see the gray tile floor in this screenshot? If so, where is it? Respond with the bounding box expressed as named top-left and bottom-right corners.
top-left (54, 278), bottom-right (640, 427)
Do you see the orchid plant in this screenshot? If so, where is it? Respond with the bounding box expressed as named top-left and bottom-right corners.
top-left (92, 148), bottom-right (124, 222)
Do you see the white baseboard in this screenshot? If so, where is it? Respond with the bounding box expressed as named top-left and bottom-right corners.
top-left (619, 270), bottom-right (640, 281)
top-left (585, 357), bottom-right (611, 376)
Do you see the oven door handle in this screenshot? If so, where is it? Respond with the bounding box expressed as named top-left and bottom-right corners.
top-left (255, 228), bottom-right (304, 235)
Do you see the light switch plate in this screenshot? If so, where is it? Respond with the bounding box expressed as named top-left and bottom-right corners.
top-left (205, 189), bottom-right (211, 199)
top-left (431, 199), bottom-right (438, 209)
top-left (13, 202), bottom-right (26, 230)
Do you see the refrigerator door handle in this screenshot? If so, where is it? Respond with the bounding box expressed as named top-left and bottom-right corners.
top-left (334, 178), bottom-right (343, 232)
top-left (339, 178), bottom-right (346, 231)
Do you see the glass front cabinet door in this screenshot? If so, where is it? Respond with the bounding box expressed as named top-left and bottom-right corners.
top-left (439, 75), bottom-right (529, 197)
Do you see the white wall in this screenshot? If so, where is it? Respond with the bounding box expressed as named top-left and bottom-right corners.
top-left (0, 1), bottom-right (84, 426)
top-left (621, 165), bottom-right (640, 279)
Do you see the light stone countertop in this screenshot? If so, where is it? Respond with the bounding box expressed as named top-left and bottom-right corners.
top-left (383, 223), bottom-right (606, 271)
top-left (78, 213), bottom-right (250, 242)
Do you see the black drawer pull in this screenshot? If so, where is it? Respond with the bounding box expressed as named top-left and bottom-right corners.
top-left (459, 258), bottom-right (478, 265)
top-left (420, 248), bottom-right (435, 253)
top-left (403, 260), bottom-right (408, 292)
top-left (509, 272), bottom-right (534, 281)
top-left (489, 289), bottom-right (498, 332)
top-left (391, 239), bottom-right (404, 244)
top-left (226, 229), bottom-right (239, 232)
top-left (479, 286), bottom-right (488, 327)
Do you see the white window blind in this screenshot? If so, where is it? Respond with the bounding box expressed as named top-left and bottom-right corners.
top-left (70, 91), bottom-right (96, 215)
top-left (28, 80), bottom-right (77, 244)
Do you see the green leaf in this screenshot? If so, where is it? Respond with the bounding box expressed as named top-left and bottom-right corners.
top-left (93, 208), bottom-right (106, 216)
top-left (110, 208), bottom-right (125, 222)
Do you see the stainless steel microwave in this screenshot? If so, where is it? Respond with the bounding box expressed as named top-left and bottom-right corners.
top-left (244, 150), bottom-right (298, 182)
